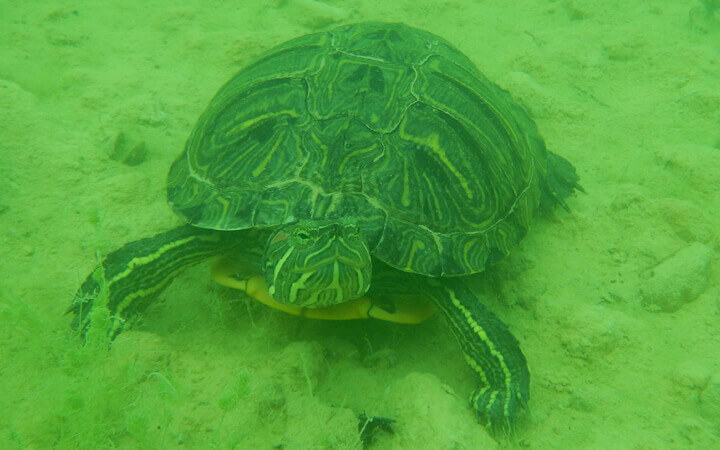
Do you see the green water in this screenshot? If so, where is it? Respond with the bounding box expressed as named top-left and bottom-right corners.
top-left (1, 0), bottom-right (719, 448)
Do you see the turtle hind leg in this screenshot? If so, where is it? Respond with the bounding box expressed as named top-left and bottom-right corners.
top-left (68, 225), bottom-right (233, 339)
top-left (540, 151), bottom-right (583, 213)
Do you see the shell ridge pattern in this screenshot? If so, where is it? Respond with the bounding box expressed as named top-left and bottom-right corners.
top-left (322, 25), bottom-right (439, 259)
top-left (416, 54), bottom-right (535, 228)
top-left (395, 100), bottom-right (534, 238)
top-left (168, 23), bottom-right (545, 276)
top-left (184, 148), bottom-right (216, 190)
top-left (431, 67), bottom-right (524, 194)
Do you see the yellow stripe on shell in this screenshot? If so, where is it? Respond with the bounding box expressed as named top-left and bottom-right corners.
top-left (403, 239), bottom-right (426, 271)
top-left (397, 121), bottom-right (473, 200)
top-left (252, 129), bottom-right (287, 178)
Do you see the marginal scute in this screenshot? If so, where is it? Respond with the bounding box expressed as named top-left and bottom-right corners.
top-left (373, 216), bottom-right (442, 276)
top-left (223, 32), bottom-right (332, 93)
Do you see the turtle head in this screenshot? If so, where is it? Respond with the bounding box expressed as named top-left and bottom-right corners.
top-left (263, 219), bottom-right (372, 308)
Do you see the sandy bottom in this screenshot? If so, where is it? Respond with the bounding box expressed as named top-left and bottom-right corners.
top-left (1, 0), bottom-right (719, 448)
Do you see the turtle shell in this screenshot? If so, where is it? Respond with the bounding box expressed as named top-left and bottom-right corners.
top-left (167, 22), bottom-right (549, 277)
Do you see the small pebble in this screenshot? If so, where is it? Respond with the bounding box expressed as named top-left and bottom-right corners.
top-left (559, 305), bottom-right (628, 360)
top-left (106, 130), bottom-right (148, 166)
top-left (655, 198), bottom-right (713, 243)
top-left (124, 141), bottom-right (148, 166)
top-left (640, 243), bottom-right (713, 312)
top-left (670, 360), bottom-right (712, 391)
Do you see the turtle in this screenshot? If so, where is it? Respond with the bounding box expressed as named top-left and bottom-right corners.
top-left (68, 22), bottom-right (580, 433)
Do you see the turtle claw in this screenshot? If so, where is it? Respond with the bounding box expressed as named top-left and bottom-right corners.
top-left (471, 385), bottom-right (528, 435)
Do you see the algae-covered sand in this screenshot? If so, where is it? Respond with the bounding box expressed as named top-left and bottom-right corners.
top-left (1, 0), bottom-right (719, 448)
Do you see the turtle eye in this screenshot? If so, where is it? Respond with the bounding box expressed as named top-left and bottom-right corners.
top-left (293, 230), bottom-right (311, 242)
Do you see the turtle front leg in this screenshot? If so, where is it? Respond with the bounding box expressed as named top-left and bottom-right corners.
top-left (68, 225), bottom-right (239, 339)
top-left (422, 276), bottom-right (530, 433)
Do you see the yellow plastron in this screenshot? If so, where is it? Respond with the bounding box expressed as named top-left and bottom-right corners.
top-left (211, 257), bottom-right (434, 324)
